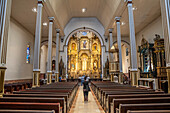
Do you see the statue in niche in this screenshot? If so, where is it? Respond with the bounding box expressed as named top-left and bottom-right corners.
top-left (83, 40), bottom-right (87, 48)
top-left (71, 64), bottom-right (75, 70)
top-left (72, 43), bottom-right (76, 50)
top-left (93, 61), bottom-right (98, 71)
top-left (94, 45), bottom-right (97, 50)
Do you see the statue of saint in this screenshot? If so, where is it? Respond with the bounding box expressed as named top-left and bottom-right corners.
top-left (83, 40), bottom-right (87, 48)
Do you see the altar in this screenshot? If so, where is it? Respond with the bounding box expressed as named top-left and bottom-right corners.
top-left (67, 31), bottom-right (101, 78)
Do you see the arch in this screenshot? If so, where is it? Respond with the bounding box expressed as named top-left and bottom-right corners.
top-left (65, 27), bottom-right (104, 46)
top-left (113, 40), bottom-right (130, 46)
top-left (41, 40), bottom-right (56, 47)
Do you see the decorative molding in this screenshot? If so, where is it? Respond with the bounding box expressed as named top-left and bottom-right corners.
top-left (115, 17), bottom-right (121, 22)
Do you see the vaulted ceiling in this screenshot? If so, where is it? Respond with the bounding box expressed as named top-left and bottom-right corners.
top-left (11, 0), bottom-right (161, 37)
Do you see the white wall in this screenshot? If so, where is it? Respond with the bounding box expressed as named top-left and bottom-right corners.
top-left (5, 19), bottom-right (34, 80)
top-left (136, 16), bottom-right (163, 46)
top-left (40, 45), bottom-right (56, 73)
top-left (40, 45), bottom-right (48, 73)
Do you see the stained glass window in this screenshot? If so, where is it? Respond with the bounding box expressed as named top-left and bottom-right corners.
top-left (26, 45), bottom-right (30, 63)
top-left (82, 31), bottom-right (87, 36)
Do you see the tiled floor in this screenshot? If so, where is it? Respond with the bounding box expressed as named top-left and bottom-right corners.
top-left (70, 86), bottom-right (105, 113)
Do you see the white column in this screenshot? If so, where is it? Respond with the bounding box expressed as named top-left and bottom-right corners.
top-left (33, 0), bottom-right (43, 87)
top-left (126, 0), bottom-right (138, 86)
top-left (109, 29), bottom-right (113, 61)
top-left (115, 17), bottom-right (123, 83)
top-left (47, 17), bottom-right (54, 84)
top-left (101, 46), bottom-right (105, 79)
top-left (160, 0), bottom-right (170, 93)
top-left (55, 29), bottom-right (60, 82)
top-left (0, 0), bottom-right (12, 97)
top-left (115, 17), bottom-right (123, 73)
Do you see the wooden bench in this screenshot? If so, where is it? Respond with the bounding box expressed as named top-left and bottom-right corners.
top-left (119, 103), bottom-right (170, 113)
top-left (0, 110), bottom-right (55, 113)
top-left (0, 102), bottom-right (62, 113)
top-left (4, 94), bottom-right (69, 113)
top-left (0, 97), bottom-right (66, 113)
top-left (113, 97), bottom-right (170, 113)
top-left (127, 110), bottom-right (170, 113)
top-left (107, 94), bottom-right (170, 113)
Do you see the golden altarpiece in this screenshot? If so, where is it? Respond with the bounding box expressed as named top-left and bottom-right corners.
top-left (67, 31), bottom-right (101, 79)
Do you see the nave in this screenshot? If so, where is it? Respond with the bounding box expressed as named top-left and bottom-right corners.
top-left (70, 86), bottom-right (105, 113)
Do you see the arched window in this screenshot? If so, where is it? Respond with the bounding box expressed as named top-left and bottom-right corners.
top-left (26, 45), bottom-right (30, 64)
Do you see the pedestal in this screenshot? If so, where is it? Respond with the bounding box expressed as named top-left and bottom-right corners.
top-left (0, 67), bottom-right (7, 97)
top-left (110, 74), bottom-right (114, 82)
top-left (118, 72), bottom-right (123, 84)
top-left (130, 70), bottom-right (138, 86)
top-left (55, 73), bottom-right (59, 82)
top-left (32, 71), bottom-right (40, 87)
top-left (47, 72), bottom-right (52, 84)
top-left (167, 67), bottom-right (170, 93)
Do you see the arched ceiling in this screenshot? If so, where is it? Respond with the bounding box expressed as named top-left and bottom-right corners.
top-left (11, 0), bottom-right (161, 37)
top-left (48, 0), bottom-right (122, 30)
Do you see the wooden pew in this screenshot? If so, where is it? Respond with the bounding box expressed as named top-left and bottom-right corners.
top-left (107, 94), bottom-right (170, 113)
top-left (0, 110), bottom-right (55, 113)
top-left (113, 97), bottom-right (170, 113)
top-left (119, 103), bottom-right (170, 113)
top-left (0, 97), bottom-right (66, 113)
top-left (127, 110), bottom-right (170, 113)
top-left (0, 102), bottom-right (62, 113)
top-left (4, 94), bottom-right (69, 113)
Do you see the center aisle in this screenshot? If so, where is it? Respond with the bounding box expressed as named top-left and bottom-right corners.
top-left (70, 86), bottom-right (105, 113)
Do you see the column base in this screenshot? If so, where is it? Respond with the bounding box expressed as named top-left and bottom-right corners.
top-left (130, 70), bottom-right (138, 86)
top-left (167, 67), bottom-right (170, 94)
top-left (110, 74), bottom-right (114, 82)
top-left (47, 72), bottom-right (52, 84)
top-left (32, 71), bottom-right (40, 87)
top-left (55, 73), bottom-right (59, 82)
top-left (0, 67), bottom-right (7, 97)
top-left (118, 72), bottom-right (123, 84)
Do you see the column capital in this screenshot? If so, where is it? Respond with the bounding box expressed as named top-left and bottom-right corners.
top-left (108, 28), bottom-right (113, 33)
top-left (56, 29), bottom-right (60, 33)
top-left (124, 0), bottom-right (132, 4)
top-left (115, 17), bottom-right (121, 22)
top-left (38, 0), bottom-right (45, 4)
top-left (48, 17), bottom-right (54, 22)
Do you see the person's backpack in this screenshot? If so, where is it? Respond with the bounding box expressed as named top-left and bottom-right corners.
top-left (86, 85), bottom-right (90, 91)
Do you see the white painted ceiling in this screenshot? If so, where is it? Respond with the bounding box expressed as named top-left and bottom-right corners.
top-left (11, 0), bottom-right (161, 37)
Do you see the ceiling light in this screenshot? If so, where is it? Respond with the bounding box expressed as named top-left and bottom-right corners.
top-left (32, 7), bottom-right (37, 12)
top-left (132, 7), bottom-right (137, 11)
top-left (82, 8), bottom-right (86, 13)
top-left (121, 22), bottom-right (125, 26)
top-left (43, 22), bottom-right (47, 26)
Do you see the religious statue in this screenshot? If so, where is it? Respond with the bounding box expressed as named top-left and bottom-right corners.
top-left (72, 43), bottom-right (76, 50)
top-left (83, 40), bottom-right (87, 48)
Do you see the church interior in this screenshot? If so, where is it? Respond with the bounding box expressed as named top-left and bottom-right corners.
top-left (0, 0), bottom-right (170, 112)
